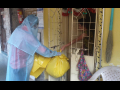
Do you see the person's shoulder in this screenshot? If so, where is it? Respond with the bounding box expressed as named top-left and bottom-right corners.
top-left (13, 27), bottom-right (22, 34)
top-left (12, 27), bottom-right (26, 38)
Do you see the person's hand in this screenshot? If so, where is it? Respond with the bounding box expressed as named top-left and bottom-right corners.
top-left (60, 45), bottom-right (66, 52)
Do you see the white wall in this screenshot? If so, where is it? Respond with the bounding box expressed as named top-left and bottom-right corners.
top-left (70, 54), bottom-right (94, 81)
top-left (3, 8), bottom-right (11, 55)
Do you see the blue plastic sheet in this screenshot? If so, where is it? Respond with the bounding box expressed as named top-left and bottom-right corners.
top-left (6, 15), bottom-right (61, 81)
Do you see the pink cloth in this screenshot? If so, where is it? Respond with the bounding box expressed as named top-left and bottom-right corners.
top-left (10, 26), bottom-right (29, 69)
top-left (10, 46), bottom-right (28, 69)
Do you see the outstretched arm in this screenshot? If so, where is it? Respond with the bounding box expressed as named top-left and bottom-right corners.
top-left (24, 29), bottom-right (61, 57)
top-left (60, 33), bottom-right (87, 51)
top-left (36, 44), bottom-right (61, 57)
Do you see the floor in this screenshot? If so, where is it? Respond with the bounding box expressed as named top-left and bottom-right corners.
top-left (0, 52), bottom-right (8, 81)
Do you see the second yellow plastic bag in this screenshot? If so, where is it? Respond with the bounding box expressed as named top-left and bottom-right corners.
top-left (30, 68), bottom-right (45, 78)
top-left (30, 53), bottom-right (51, 78)
top-left (46, 54), bottom-right (70, 78)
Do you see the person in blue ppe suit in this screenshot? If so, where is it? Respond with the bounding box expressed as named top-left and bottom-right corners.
top-left (6, 14), bottom-right (61, 81)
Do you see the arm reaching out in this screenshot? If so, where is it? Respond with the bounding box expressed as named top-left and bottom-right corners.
top-left (60, 33), bottom-right (87, 51)
top-left (23, 26), bottom-right (61, 57)
top-left (36, 43), bottom-right (61, 57)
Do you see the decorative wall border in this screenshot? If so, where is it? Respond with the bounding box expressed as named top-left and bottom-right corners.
top-left (96, 8), bottom-right (104, 81)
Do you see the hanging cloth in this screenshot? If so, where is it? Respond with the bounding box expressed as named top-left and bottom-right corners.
top-left (77, 51), bottom-right (92, 81)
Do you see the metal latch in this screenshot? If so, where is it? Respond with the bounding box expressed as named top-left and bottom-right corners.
top-left (50, 45), bottom-right (59, 50)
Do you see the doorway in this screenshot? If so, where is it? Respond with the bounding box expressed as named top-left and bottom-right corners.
top-left (70, 8), bottom-right (97, 81)
top-left (48, 8), bottom-right (98, 81)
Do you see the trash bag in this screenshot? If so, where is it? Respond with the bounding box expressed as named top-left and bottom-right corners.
top-left (46, 54), bottom-right (70, 78)
top-left (30, 53), bottom-right (51, 78)
top-left (37, 54), bottom-right (51, 68)
top-left (30, 68), bottom-right (45, 78)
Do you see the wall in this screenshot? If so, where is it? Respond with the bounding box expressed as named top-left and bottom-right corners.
top-left (101, 8), bottom-right (120, 67)
top-left (23, 8), bottom-right (37, 18)
top-left (3, 8), bottom-right (23, 55)
top-left (0, 11), bottom-right (1, 53)
top-left (36, 8), bottom-right (49, 80)
top-left (43, 8), bottom-right (49, 47)
top-left (44, 8), bottom-right (70, 80)
top-left (3, 8), bottom-right (11, 55)
top-left (10, 8), bottom-right (20, 33)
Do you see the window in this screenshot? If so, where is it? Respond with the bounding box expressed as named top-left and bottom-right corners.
top-left (72, 8), bottom-right (96, 56)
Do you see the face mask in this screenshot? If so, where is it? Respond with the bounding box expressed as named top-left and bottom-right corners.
top-left (30, 19), bottom-right (39, 37)
top-left (34, 24), bottom-right (38, 28)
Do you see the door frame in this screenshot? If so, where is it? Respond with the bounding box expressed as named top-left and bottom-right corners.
top-left (0, 9), bottom-right (7, 54)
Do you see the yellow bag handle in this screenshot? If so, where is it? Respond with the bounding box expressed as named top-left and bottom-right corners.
top-left (57, 50), bottom-right (62, 52)
top-left (60, 50), bottom-right (62, 52)
top-left (57, 49), bottom-right (69, 60)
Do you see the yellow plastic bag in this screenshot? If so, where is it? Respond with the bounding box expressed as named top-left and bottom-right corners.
top-left (30, 68), bottom-right (45, 78)
top-left (31, 54), bottom-right (39, 73)
top-left (37, 55), bottom-right (51, 68)
top-left (30, 53), bottom-right (51, 78)
top-left (46, 54), bottom-right (70, 78)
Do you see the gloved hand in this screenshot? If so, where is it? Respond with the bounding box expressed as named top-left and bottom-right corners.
top-left (57, 52), bottom-right (62, 56)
